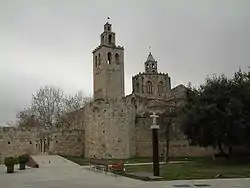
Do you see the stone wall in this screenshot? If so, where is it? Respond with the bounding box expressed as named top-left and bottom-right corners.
top-left (134, 115), bottom-right (213, 158)
top-left (169, 141), bottom-right (213, 157)
top-left (0, 83), bottom-right (212, 163)
top-left (50, 129), bottom-right (84, 157)
top-left (0, 127), bottom-right (85, 164)
top-left (0, 127), bottom-right (40, 163)
top-left (83, 98), bottom-right (135, 159)
top-left (134, 115), bottom-right (166, 157)
top-left (132, 72), bottom-right (171, 99)
top-left (128, 91), bottom-right (213, 158)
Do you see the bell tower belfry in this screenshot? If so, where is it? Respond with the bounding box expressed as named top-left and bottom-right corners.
top-left (145, 52), bottom-right (158, 74)
top-left (132, 51), bottom-right (171, 98)
top-left (92, 22), bottom-right (125, 100)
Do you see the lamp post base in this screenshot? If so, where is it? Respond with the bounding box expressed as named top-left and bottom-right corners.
top-left (152, 128), bottom-right (160, 176)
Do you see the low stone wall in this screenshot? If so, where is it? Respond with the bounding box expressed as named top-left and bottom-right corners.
top-left (169, 141), bottom-right (213, 157)
top-left (0, 127), bottom-right (39, 163)
top-left (134, 111), bottom-right (213, 158)
top-left (135, 141), bottom-right (166, 158)
top-left (135, 140), bottom-right (213, 158)
top-left (0, 127), bottom-right (85, 164)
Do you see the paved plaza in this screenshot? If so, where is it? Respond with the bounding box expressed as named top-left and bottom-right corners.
top-left (0, 155), bottom-right (250, 188)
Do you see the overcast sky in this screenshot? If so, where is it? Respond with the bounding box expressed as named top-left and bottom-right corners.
top-left (0, 0), bottom-right (249, 124)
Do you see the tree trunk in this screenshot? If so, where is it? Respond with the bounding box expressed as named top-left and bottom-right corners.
top-left (218, 142), bottom-right (229, 159)
top-left (218, 142), bottom-right (224, 154)
top-left (165, 121), bottom-right (170, 163)
top-left (227, 144), bottom-right (232, 158)
top-left (166, 135), bottom-right (170, 162)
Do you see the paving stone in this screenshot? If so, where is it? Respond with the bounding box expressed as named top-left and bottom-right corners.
top-left (1, 155), bottom-right (250, 188)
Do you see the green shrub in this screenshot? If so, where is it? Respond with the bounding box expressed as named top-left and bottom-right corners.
top-left (4, 157), bottom-right (17, 166)
top-left (18, 154), bottom-right (29, 164)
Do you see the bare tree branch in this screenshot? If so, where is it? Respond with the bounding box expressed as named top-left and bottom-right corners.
top-left (17, 85), bottom-right (91, 129)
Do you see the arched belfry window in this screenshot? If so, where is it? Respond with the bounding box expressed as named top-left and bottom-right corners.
top-left (95, 56), bottom-right (98, 68)
top-left (158, 81), bottom-right (164, 93)
top-left (146, 81), bottom-right (153, 94)
top-left (107, 52), bottom-right (112, 64)
top-left (101, 36), bottom-right (104, 44)
top-left (115, 53), bottom-right (120, 64)
top-left (98, 53), bottom-right (101, 66)
top-left (136, 83), bottom-right (140, 93)
top-left (108, 34), bottom-right (112, 44)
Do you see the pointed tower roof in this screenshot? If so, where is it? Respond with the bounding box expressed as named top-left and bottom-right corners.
top-left (146, 52), bottom-right (156, 62)
top-left (144, 51), bottom-right (158, 74)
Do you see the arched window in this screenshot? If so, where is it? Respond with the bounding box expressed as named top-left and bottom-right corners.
top-left (98, 53), bottom-right (101, 66)
top-left (107, 52), bottom-right (112, 64)
top-left (146, 81), bottom-right (153, 94)
top-left (101, 35), bottom-right (104, 43)
top-left (158, 81), bottom-right (164, 93)
top-left (108, 26), bottom-right (111, 31)
top-left (108, 34), bottom-right (112, 44)
top-left (136, 83), bottom-right (140, 93)
top-left (95, 56), bottom-right (98, 68)
top-left (115, 53), bottom-right (120, 64)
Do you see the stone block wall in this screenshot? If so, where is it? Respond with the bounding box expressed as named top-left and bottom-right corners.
top-left (134, 115), bottom-right (166, 157)
top-left (50, 129), bottom-right (84, 157)
top-left (0, 127), bottom-right (40, 163)
top-left (169, 141), bottom-right (213, 157)
top-left (83, 98), bottom-right (135, 159)
top-left (131, 93), bottom-right (213, 158)
top-left (0, 127), bottom-right (85, 164)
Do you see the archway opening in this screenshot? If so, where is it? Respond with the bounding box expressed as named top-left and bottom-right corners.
top-left (108, 34), bottom-right (112, 44)
top-left (115, 53), bottom-right (120, 64)
top-left (107, 52), bottom-right (112, 64)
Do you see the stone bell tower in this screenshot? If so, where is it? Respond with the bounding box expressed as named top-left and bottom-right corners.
top-left (132, 52), bottom-right (171, 98)
top-left (145, 52), bottom-right (158, 74)
top-left (92, 22), bottom-right (125, 100)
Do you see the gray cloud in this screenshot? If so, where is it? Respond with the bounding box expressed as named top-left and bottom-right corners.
top-left (0, 0), bottom-right (250, 124)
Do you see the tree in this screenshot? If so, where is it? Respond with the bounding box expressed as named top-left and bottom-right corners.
top-left (17, 85), bottom-right (91, 129)
top-left (17, 108), bottom-right (41, 128)
top-left (180, 68), bottom-right (250, 158)
top-left (30, 85), bottom-right (65, 128)
top-left (63, 91), bottom-right (92, 113)
top-left (159, 107), bottom-right (178, 162)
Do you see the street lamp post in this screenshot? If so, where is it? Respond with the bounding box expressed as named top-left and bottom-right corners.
top-left (150, 112), bottom-right (160, 176)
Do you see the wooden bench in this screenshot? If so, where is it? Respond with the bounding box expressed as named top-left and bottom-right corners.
top-left (108, 161), bottom-right (125, 175)
top-left (89, 159), bottom-right (125, 176)
top-left (89, 159), bottom-right (109, 171)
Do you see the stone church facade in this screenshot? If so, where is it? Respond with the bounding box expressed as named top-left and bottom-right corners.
top-left (0, 22), bottom-right (211, 163)
top-left (81, 22), bottom-right (211, 159)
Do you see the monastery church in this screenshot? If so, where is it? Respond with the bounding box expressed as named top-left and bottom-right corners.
top-left (0, 22), bottom-right (211, 162)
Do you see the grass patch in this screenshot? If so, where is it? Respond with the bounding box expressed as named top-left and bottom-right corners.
top-left (125, 157), bottom-right (164, 163)
top-left (62, 156), bottom-right (89, 165)
top-left (61, 155), bottom-right (164, 166)
top-left (125, 157), bottom-right (250, 181)
top-left (63, 155), bottom-right (250, 181)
